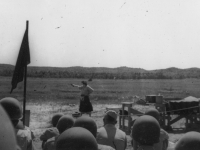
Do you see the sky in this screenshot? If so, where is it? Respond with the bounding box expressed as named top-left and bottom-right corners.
top-left (0, 0), bottom-right (200, 70)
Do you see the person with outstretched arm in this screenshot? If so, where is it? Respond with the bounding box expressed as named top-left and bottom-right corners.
top-left (71, 81), bottom-right (94, 117)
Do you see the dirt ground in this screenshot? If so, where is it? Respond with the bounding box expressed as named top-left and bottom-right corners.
top-left (28, 103), bottom-right (180, 150)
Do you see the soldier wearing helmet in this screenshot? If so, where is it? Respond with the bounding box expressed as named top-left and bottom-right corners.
top-left (96, 110), bottom-right (127, 150)
top-left (0, 104), bottom-right (20, 150)
top-left (174, 131), bottom-right (200, 150)
top-left (43, 115), bottom-right (74, 150)
top-left (132, 115), bottom-right (160, 150)
top-left (74, 116), bottom-right (115, 150)
top-left (0, 97), bottom-right (34, 150)
top-left (40, 113), bottom-right (63, 149)
top-left (56, 127), bottom-right (98, 150)
top-left (132, 108), bottom-right (169, 150)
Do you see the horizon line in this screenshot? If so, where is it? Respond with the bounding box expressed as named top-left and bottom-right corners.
top-left (1, 63), bottom-right (200, 71)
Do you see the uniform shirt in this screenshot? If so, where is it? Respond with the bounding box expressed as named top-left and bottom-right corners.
top-left (78, 85), bottom-right (94, 96)
top-left (40, 127), bottom-right (59, 141)
top-left (96, 124), bottom-right (127, 150)
top-left (132, 128), bottom-right (169, 150)
top-left (15, 127), bottom-right (34, 150)
top-left (43, 136), bottom-right (58, 150)
top-left (154, 129), bottom-right (169, 150)
top-left (98, 144), bottom-right (115, 150)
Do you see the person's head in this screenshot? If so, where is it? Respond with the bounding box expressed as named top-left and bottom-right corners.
top-left (56, 127), bottom-right (98, 150)
top-left (0, 104), bottom-right (19, 150)
top-left (103, 110), bottom-right (117, 125)
top-left (56, 115), bottom-right (74, 134)
top-left (0, 97), bottom-right (22, 120)
top-left (81, 81), bottom-right (87, 86)
top-left (73, 116), bottom-right (97, 137)
top-left (52, 113), bottom-right (63, 127)
top-left (145, 108), bottom-right (160, 121)
top-left (132, 115), bottom-right (160, 146)
top-left (174, 131), bottom-right (200, 150)
top-left (0, 97), bottom-right (24, 128)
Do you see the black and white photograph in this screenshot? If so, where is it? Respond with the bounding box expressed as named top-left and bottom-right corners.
top-left (0, 0), bottom-right (200, 150)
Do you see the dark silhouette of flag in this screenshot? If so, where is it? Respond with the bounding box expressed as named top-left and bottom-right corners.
top-left (10, 21), bottom-right (30, 93)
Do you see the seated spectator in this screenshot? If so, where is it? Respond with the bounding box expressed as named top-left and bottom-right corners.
top-left (0, 97), bottom-right (34, 150)
top-left (132, 108), bottom-right (169, 150)
top-left (74, 116), bottom-right (115, 150)
top-left (174, 131), bottom-right (200, 150)
top-left (40, 113), bottom-right (63, 148)
top-left (96, 110), bottom-right (127, 150)
top-left (132, 115), bottom-right (160, 150)
top-left (56, 127), bottom-right (98, 150)
top-left (0, 104), bottom-right (20, 150)
top-left (43, 115), bottom-right (74, 150)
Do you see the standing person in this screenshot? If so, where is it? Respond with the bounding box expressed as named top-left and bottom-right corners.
top-left (71, 81), bottom-right (94, 116)
top-left (96, 110), bottom-right (127, 150)
top-left (0, 97), bottom-right (34, 150)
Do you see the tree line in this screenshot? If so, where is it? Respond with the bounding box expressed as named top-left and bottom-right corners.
top-left (1, 68), bottom-right (200, 79)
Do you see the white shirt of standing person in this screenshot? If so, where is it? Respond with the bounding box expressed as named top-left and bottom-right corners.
top-left (71, 83), bottom-right (94, 96)
top-left (79, 85), bottom-right (94, 96)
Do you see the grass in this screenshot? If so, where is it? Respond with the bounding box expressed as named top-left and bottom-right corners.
top-left (1, 77), bottom-right (200, 149)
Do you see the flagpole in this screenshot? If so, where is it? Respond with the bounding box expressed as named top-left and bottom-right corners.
top-left (23, 21), bottom-right (29, 125)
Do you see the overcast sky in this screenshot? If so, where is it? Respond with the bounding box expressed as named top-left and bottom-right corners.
top-left (0, 0), bottom-right (200, 70)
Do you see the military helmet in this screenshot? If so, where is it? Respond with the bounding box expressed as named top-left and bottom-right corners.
top-left (56, 115), bottom-right (74, 133)
top-left (132, 115), bottom-right (160, 145)
top-left (0, 104), bottom-right (18, 150)
top-left (145, 108), bottom-right (160, 121)
top-left (56, 127), bottom-right (98, 150)
top-left (0, 97), bottom-right (22, 120)
top-left (175, 131), bottom-right (200, 150)
top-left (52, 113), bottom-right (63, 127)
top-left (73, 116), bottom-right (97, 137)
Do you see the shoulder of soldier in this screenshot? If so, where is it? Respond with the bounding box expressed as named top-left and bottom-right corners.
top-left (97, 126), bottom-right (106, 132)
top-left (46, 136), bottom-right (56, 143)
top-left (43, 127), bottom-right (59, 135)
top-left (160, 128), bottom-right (169, 140)
top-left (117, 128), bottom-right (126, 135)
top-left (40, 127), bottom-right (59, 141)
top-left (98, 144), bottom-right (115, 150)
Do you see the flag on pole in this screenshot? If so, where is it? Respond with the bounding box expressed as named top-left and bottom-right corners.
top-left (10, 21), bottom-right (30, 93)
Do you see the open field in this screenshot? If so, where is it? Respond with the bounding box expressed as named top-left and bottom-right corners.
top-left (1, 77), bottom-right (200, 149)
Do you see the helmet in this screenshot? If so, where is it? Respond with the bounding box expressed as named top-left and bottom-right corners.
top-left (0, 97), bottom-right (22, 120)
top-left (132, 115), bottom-right (160, 145)
top-left (56, 127), bottom-right (98, 150)
top-left (175, 132), bottom-right (200, 150)
top-left (56, 115), bottom-right (74, 133)
top-left (52, 113), bottom-right (63, 127)
top-left (0, 104), bottom-right (18, 150)
top-left (73, 116), bottom-right (97, 137)
top-left (145, 108), bottom-right (160, 121)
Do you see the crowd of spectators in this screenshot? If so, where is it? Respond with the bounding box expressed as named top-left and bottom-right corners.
top-left (0, 97), bottom-right (200, 150)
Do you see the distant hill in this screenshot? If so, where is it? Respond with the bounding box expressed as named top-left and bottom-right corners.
top-left (0, 64), bottom-right (200, 79)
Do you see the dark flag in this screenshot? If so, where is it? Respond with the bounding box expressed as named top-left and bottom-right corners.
top-left (10, 21), bottom-right (30, 93)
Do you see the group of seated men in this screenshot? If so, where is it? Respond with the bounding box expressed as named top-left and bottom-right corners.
top-left (0, 97), bottom-right (200, 150)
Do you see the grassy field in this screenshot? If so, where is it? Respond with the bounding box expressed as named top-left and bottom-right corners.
top-left (1, 77), bottom-right (200, 103)
top-left (1, 77), bottom-right (200, 149)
